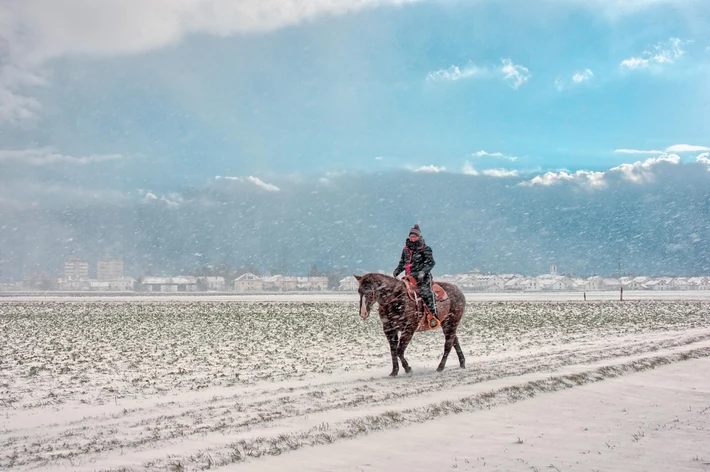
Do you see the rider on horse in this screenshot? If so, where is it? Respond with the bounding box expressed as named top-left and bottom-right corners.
top-left (393, 224), bottom-right (439, 328)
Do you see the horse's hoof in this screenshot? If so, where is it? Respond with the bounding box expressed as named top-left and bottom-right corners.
top-left (460, 364), bottom-right (466, 369)
top-left (436, 366), bottom-right (445, 372)
top-left (405, 367), bottom-right (413, 374)
top-left (389, 371), bottom-right (399, 377)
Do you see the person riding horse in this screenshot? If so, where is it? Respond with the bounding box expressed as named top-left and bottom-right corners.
top-left (393, 224), bottom-right (439, 328)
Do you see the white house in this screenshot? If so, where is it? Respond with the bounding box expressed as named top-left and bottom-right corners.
top-left (339, 276), bottom-right (359, 291)
top-left (139, 276), bottom-right (197, 292)
top-left (198, 276), bottom-right (226, 291)
top-left (584, 276), bottom-right (605, 291)
top-left (108, 277), bottom-right (135, 291)
top-left (670, 278), bottom-right (691, 290)
top-left (689, 277), bottom-right (710, 290)
top-left (234, 273), bottom-right (263, 293)
top-left (520, 279), bottom-right (541, 291)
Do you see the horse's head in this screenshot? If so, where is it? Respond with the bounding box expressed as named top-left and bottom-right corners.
top-left (354, 274), bottom-right (377, 320)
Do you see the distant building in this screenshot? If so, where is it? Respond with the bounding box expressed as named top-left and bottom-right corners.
top-left (550, 264), bottom-right (557, 276)
top-left (64, 258), bottom-right (89, 280)
top-left (138, 276), bottom-right (197, 292)
top-left (339, 276), bottom-right (359, 291)
top-left (98, 259), bottom-right (124, 281)
top-left (198, 276), bottom-right (226, 291)
top-left (234, 273), bottom-right (263, 293)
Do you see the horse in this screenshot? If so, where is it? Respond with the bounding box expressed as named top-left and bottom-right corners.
top-left (354, 273), bottom-right (467, 376)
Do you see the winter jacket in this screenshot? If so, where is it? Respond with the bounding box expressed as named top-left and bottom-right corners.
top-left (393, 238), bottom-right (436, 278)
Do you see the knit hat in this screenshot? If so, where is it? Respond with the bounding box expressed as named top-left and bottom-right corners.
top-left (409, 224), bottom-right (422, 238)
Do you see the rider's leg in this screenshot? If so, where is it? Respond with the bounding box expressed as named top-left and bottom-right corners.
top-left (420, 274), bottom-right (439, 327)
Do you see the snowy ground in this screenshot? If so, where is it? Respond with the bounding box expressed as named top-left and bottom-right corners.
top-left (1, 300), bottom-right (709, 471)
top-left (2, 289), bottom-right (710, 302)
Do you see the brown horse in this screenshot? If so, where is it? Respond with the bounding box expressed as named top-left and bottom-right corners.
top-left (354, 273), bottom-right (467, 376)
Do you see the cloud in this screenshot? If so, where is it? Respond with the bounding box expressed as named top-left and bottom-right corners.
top-left (414, 165), bottom-right (446, 173)
top-left (0, 0), bottom-right (420, 124)
top-left (620, 38), bottom-right (689, 69)
top-left (500, 59), bottom-right (531, 89)
top-left (215, 175), bottom-right (280, 191)
top-left (426, 58), bottom-right (530, 89)
top-left (556, 68), bottom-right (595, 90)
top-left (610, 154), bottom-right (681, 183)
top-left (615, 144), bottom-right (709, 155)
top-left (482, 168), bottom-right (519, 177)
top-left (472, 150), bottom-right (518, 161)
top-left (665, 144), bottom-right (710, 153)
top-left (614, 149), bottom-right (664, 155)
top-left (142, 191), bottom-right (182, 207)
top-left (522, 170), bottom-right (606, 188)
top-left (247, 176), bottom-right (280, 192)
top-left (462, 161), bottom-right (479, 176)
top-left (0, 147), bottom-right (125, 165)
top-left (521, 154), bottom-right (681, 188)
top-left (572, 68), bottom-right (594, 83)
top-left (697, 153), bottom-right (710, 166)
top-left (426, 63), bottom-right (489, 82)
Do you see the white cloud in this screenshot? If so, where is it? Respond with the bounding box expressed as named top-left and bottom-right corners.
top-left (472, 150), bottom-right (518, 161)
top-left (0, 0), bottom-right (420, 124)
top-left (697, 153), bottom-right (710, 166)
top-left (614, 149), bottom-right (664, 155)
top-left (482, 168), bottom-right (519, 177)
top-left (142, 191), bottom-right (181, 207)
top-left (462, 161), bottom-right (479, 175)
top-left (665, 144), bottom-right (710, 153)
top-left (522, 170), bottom-right (606, 188)
top-left (216, 175), bottom-right (280, 191)
top-left (426, 63), bottom-right (488, 82)
top-left (521, 154), bottom-right (682, 188)
top-left (247, 176), bottom-right (280, 192)
top-left (215, 176), bottom-right (242, 181)
top-left (621, 38), bottom-right (689, 69)
top-left (610, 154), bottom-right (681, 183)
top-left (615, 144), bottom-right (709, 155)
top-left (572, 68), bottom-right (594, 83)
top-left (556, 68), bottom-right (594, 90)
top-left (500, 59), bottom-right (531, 89)
top-left (0, 147), bottom-right (125, 165)
top-left (414, 165), bottom-right (446, 173)
top-left (426, 58), bottom-right (530, 89)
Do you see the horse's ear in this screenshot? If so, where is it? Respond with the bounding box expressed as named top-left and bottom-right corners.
top-left (353, 274), bottom-right (362, 281)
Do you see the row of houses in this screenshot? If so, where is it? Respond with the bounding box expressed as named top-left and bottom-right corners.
top-left (139, 274), bottom-right (330, 293)
top-left (338, 273), bottom-right (710, 292)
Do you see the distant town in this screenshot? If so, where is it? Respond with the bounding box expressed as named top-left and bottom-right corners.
top-left (1, 258), bottom-right (709, 294)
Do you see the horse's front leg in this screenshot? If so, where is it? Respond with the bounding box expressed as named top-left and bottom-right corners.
top-left (384, 327), bottom-right (400, 376)
top-left (397, 325), bottom-right (416, 374)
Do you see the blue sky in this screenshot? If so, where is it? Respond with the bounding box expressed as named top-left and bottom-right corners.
top-left (1, 0), bottom-right (709, 197)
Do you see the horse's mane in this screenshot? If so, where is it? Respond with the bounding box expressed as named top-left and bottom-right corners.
top-left (361, 273), bottom-right (406, 300)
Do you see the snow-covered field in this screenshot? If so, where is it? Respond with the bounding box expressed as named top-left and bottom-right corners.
top-left (2, 289), bottom-right (710, 302)
top-left (1, 300), bottom-right (709, 471)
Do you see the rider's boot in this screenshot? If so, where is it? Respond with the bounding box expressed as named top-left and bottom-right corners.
top-left (428, 303), bottom-right (440, 328)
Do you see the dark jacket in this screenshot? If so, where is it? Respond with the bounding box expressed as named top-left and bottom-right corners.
top-left (393, 238), bottom-right (435, 278)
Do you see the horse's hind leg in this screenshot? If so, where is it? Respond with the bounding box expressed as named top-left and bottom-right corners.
top-left (396, 327), bottom-right (416, 374)
top-left (436, 321), bottom-right (457, 372)
top-left (385, 328), bottom-right (400, 376)
top-left (453, 336), bottom-right (465, 369)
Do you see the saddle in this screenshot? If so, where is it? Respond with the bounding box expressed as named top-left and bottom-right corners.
top-left (402, 275), bottom-right (449, 332)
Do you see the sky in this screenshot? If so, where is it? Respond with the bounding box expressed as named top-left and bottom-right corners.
top-left (1, 0), bottom-right (709, 199)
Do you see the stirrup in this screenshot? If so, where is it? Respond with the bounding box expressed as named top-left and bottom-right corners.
top-left (429, 316), bottom-right (439, 328)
